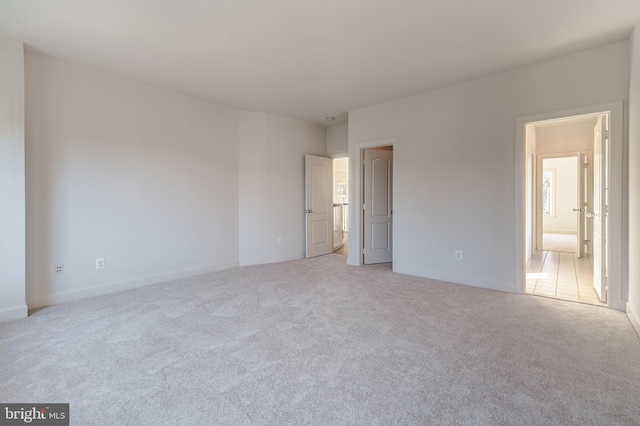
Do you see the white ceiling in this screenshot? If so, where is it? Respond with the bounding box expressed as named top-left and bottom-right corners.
top-left (1, 1), bottom-right (639, 126)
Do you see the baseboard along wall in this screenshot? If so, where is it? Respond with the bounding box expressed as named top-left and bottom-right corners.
top-left (26, 260), bottom-right (239, 310)
top-left (627, 303), bottom-right (640, 339)
top-left (0, 304), bottom-right (28, 323)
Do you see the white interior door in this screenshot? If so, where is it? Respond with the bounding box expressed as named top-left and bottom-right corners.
top-left (363, 149), bottom-right (392, 264)
top-left (576, 153), bottom-right (587, 258)
top-left (592, 116), bottom-right (607, 302)
top-left (305, 154), bottom-right (333, 258)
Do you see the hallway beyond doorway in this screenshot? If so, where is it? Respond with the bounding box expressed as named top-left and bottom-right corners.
top-left (333, 232), bottom-right (348, 256)
top-left (526, 251), bottom-right (605, 306)
top-left (543, 232), bottom-right (577, 253)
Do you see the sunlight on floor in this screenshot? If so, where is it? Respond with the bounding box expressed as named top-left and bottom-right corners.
top-left (526, 272), bottom-right (548, 280)
top-left (526, 250), bottom-right (606, 306)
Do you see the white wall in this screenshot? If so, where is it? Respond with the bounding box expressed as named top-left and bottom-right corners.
top-left (25, 51), bottom-right (240, 308)
top-left (0, 35), bottom-right (27, 322)
top-left (238, 111), bottom-right (326, 266)
top-left (628, 15), bottom-right (640, 336)
top-left (536, 119), bottom-right (596, 154)
top-left (542, 157), bottom-right (578, 234)
top-left (327, 123), bottom-right (348, 158)
top-left (348, 40), bottom-right (629, 292)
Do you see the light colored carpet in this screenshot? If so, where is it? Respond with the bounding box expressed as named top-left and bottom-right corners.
top-left (543, 232), bottom-right (577, 253)
top-left (1, 254), bottom-right (639, 425)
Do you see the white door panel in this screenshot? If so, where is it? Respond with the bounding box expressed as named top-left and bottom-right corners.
top-left (305, 155), bottom-right (333, 258)
top-left (363, 149), bottom-right (392, 264)
top-left (592, 116), bottom-right (607, 302)
top-left (372, 223), bottom-right (390, 250)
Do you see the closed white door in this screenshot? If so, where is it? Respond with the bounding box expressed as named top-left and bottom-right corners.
top-left (592, 116), bottom-right (607, 302)
top-left (305, 155), bottom-right (333, 258)
top-left (363, 149), bottom-right (392, 264)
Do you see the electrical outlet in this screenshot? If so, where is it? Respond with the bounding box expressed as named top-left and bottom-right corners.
top-left (55, 263), bottom-right (64, 275)
top-left (455, 250), bottom-right (463, 261)
top-left (96, 258), bottom-right (106, 270)
top-left (277, 237), bottom-right (283, 245)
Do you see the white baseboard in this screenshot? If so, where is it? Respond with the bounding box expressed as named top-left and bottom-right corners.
top-left (239, 252), bottom-right (303, 267)
top-left (394, 264), bottom-right (515, 293)
top-left (0, 304), bottom-right (28, 323)
top-left (627, 303), bottom-right (640, 339)
top-left (543, 230), bottom-right (578, 235)
top-left (27, 260), bottom-right (239, 310)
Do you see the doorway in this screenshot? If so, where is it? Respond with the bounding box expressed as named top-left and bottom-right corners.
top-left (516, 102), bottom-right (623, 310)
top-left (304, 155), bottom-right (351, 260)
top-left (539, 154), bottom-right (580, 254)
top-left (332, 157), bottom-right (349, 256)
top-left (349, 138), bottom-right (398, 268)
top-left (529, 116), bottom-right (605, 305)
top-left (530, 148), bottom-right (605, 305)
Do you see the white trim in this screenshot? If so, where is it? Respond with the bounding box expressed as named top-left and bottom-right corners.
top-left (515, 101), bottom-right (624, 311)
top-left (240, 252), bottom-right (303, 267)
top-left (349, 138), bottom-right (398, 270)
top-left (396, 265), bottom-right (513, 293)
top-left (27, 260), bottom-right (239, 309)
top-left (543, 230), bottom-right (579, 235)
top-left (0, 304), bottom-right (28, 323)
top-left (627, 303), bottom-right (640, 339)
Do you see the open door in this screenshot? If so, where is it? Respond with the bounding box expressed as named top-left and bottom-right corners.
top-left (591, 116), bottom-right (607, 302)
top-left (305, 155), bottom-right (333, 258)
top-left (363, 148), bottom-right (392, 264)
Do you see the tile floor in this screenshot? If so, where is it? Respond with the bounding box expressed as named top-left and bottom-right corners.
top-left (526, 250), bottom-right (606, 306)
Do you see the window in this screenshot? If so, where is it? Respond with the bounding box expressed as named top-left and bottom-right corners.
top-left (542, 169), bottom-right (555, 216)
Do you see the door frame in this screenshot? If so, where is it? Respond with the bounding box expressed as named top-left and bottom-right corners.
top-left (349, 138), bottom-right (398, 269)
top-left (515, 101), bottom-right (624, 310)
top-left (536, 151), bottom-right (583, 255)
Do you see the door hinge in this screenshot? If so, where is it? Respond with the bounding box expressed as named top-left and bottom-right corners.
top-left (362, 248), bottom-right (365, 255)
top-left (604, 130), bottom-right (610, 139)
top-left (583, 239), bottom-right (591, 243)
